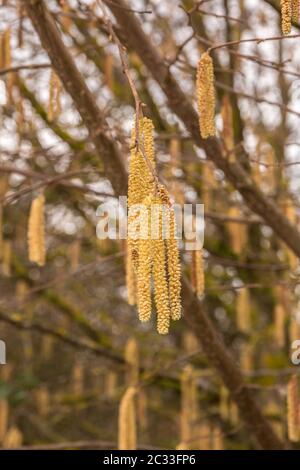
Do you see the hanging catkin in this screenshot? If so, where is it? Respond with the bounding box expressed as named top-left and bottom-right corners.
top-left (287, 375), bottom-right (299, 442)
top-left (127, 117), bottom-right (155, 275)
top-left (180, 365), bottom-right (198, 449)
top-left (2, 426), bottom-right (23, 448)
top-left (292, 0), bottom-right (299, 22)
top-left (281, 0), bottom-right (292, 34)
top-left (136, 198), bottom-right (152, 322)
top-left (28, 194), bottom-right (46, 266)
top-left (118, 386), bottom-right (137, 450)
top-left (196, 52), bottom-right (216, 139)
top-left (191, 249), bottom-right (205, 297)
top-left (236, 287), bottom-right (251, 333)
top-left (152, 198), bottom-right (171, 335)
top-left (2, 240), bottom-right (11, 277)
top-left (274, 303), bottom-right (286, 347)
top-left (127, 117), bottom-right (181, 334)
top-left (0, 399), bottom-right (8, 443)
top-left (35, 386), bottom-right (50, 417)
top-left (48, 71), bottom-right (61, 121)
top-left (221, 95), bottom-right (235, 162)
top-left (227, 207), bottom-right (247, 256)
top-left (124, 337), bottom-right (139, 386)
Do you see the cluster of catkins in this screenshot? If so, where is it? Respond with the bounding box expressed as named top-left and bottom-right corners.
top-left (281, 0), bottom-right (299, 35)
top-left (126, 117), bottom-right (181, 335)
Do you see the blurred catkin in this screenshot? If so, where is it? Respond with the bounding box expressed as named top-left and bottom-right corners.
top-left (180, 365), bottom-right (198, 448)
top-left (48, 71), bottom-right (61, 121)
top-left (281, 0), bottom-right (292, 34)
top-left (118, 386), bottom-right (137, 450)
top-left (2, 426), bottom-right (23, 448)
top-left (274, 303), bottom-right (286, 347)
top-left (192, 249), bottom-right (204, 297)
top-left (137, 199), bottom-right (152, 322)
top-left (196, 52), bottom-right (216, 139)
top-left (0, 400), bottom-right (8, 443)
top-left (28, 194), bottom-right (46, 266)
top-left (236, 287), bottom-right (251, 333)
top-left (124, 337), bottom-right (139, 386)
top-left (287, 375), bottom-right (299, 442)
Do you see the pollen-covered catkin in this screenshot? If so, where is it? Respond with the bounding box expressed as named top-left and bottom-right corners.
top-left (127, 117), bottom-right (155, 274)
top-left (152, 200), bottom-right (171, 335)
top-left (118, 386), bottom-right (137, 450)
top-left (156, 185), bottom-right (182, 321)
top-left (137, 199), bottom-right (152, 322)
top-left (192, 249), bottom-right (205, 297)
top-left (287, 375), bottom-right (299, 442)
top-left (196, 52), bottom-right (216, 139)
top-left (281, 0), bottom-right (292, 35)
top-left (292, 0), bottom-right (299, 22)
top-left (126, 242), bottom-right (137, 306)
top-left (28, 194), bottom-right (46, 267)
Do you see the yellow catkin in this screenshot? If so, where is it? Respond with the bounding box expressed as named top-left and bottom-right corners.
top-left (126, 242), bottom-right (137, 306)
top-left (69, 239), bottom-right (81, 272)
top-left (211, 426), bottom-right (224, 450)
top-left (35, 386), bottom-right (50, 417)
top-left (221, 95), bottom-right (235, 162)
top-left (137, 199), bottom-right (152, 322)
top-left (61, 1), bottom-right (72, 31)
top-left (292, 0), bottom-right (299, 22)
top-left (48, 71), bottom-right (61, 121)
top-left (71, 364), bottom-right (84, 396)
top-left (219, 385), bottom-right (230, 421)
top-left (2, 426), bottom-right (23, 448)
top-left (152, 200), bottom-right (171, 334)
top-left (236, 287), bottom-right (251, 333)
top-left (180, 365), bottom-right (198, 449)
top-left (192, 249), bottom-right (204, 297)
top-left (104, 54), bottom-right (114, 90)
top-left (281, 0), bottom-right (292, 34)
top-left (287, 375), bottom-right (299, 442)
top-left (41, 335), bottom-right (54, 360)
top-left (227, 207), bottom-right (247, 255)
top-left (105, 371), bottom-right (117, 399)
top-left (28, 194), bottom-right (46, 266)
top-left (2, 240), bottom-right (11, 277)
top-left (240, 342), bottom-right (253, 373)
top-left (118, 386), bottom-right (137, 450)
top-left (0, 400), bottom-right (9, 443)
top-left (196, 52), bottom-right (216, 139)
top-left (124, 337), bottom-right (139, 386)
top-left (138, 388), bottom-right (148, 431)
top-left (165, 198), bottom-right (181, 320)
top-left (274, 303), bottom-right (286, 347)
top-left (197, 422), bottom-right (211, 450)
top-left (182, 331), bottom-right (199, 355)
top-left (127, 118), bottom-right (155, 277)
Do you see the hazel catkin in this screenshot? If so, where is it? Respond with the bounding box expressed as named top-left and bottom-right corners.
top-left (28, 194), bottom-right (46, 267)
top-left (196, 52), bottom-right (216, 139)
top-left (281, 0), bottom-right (292, 35)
